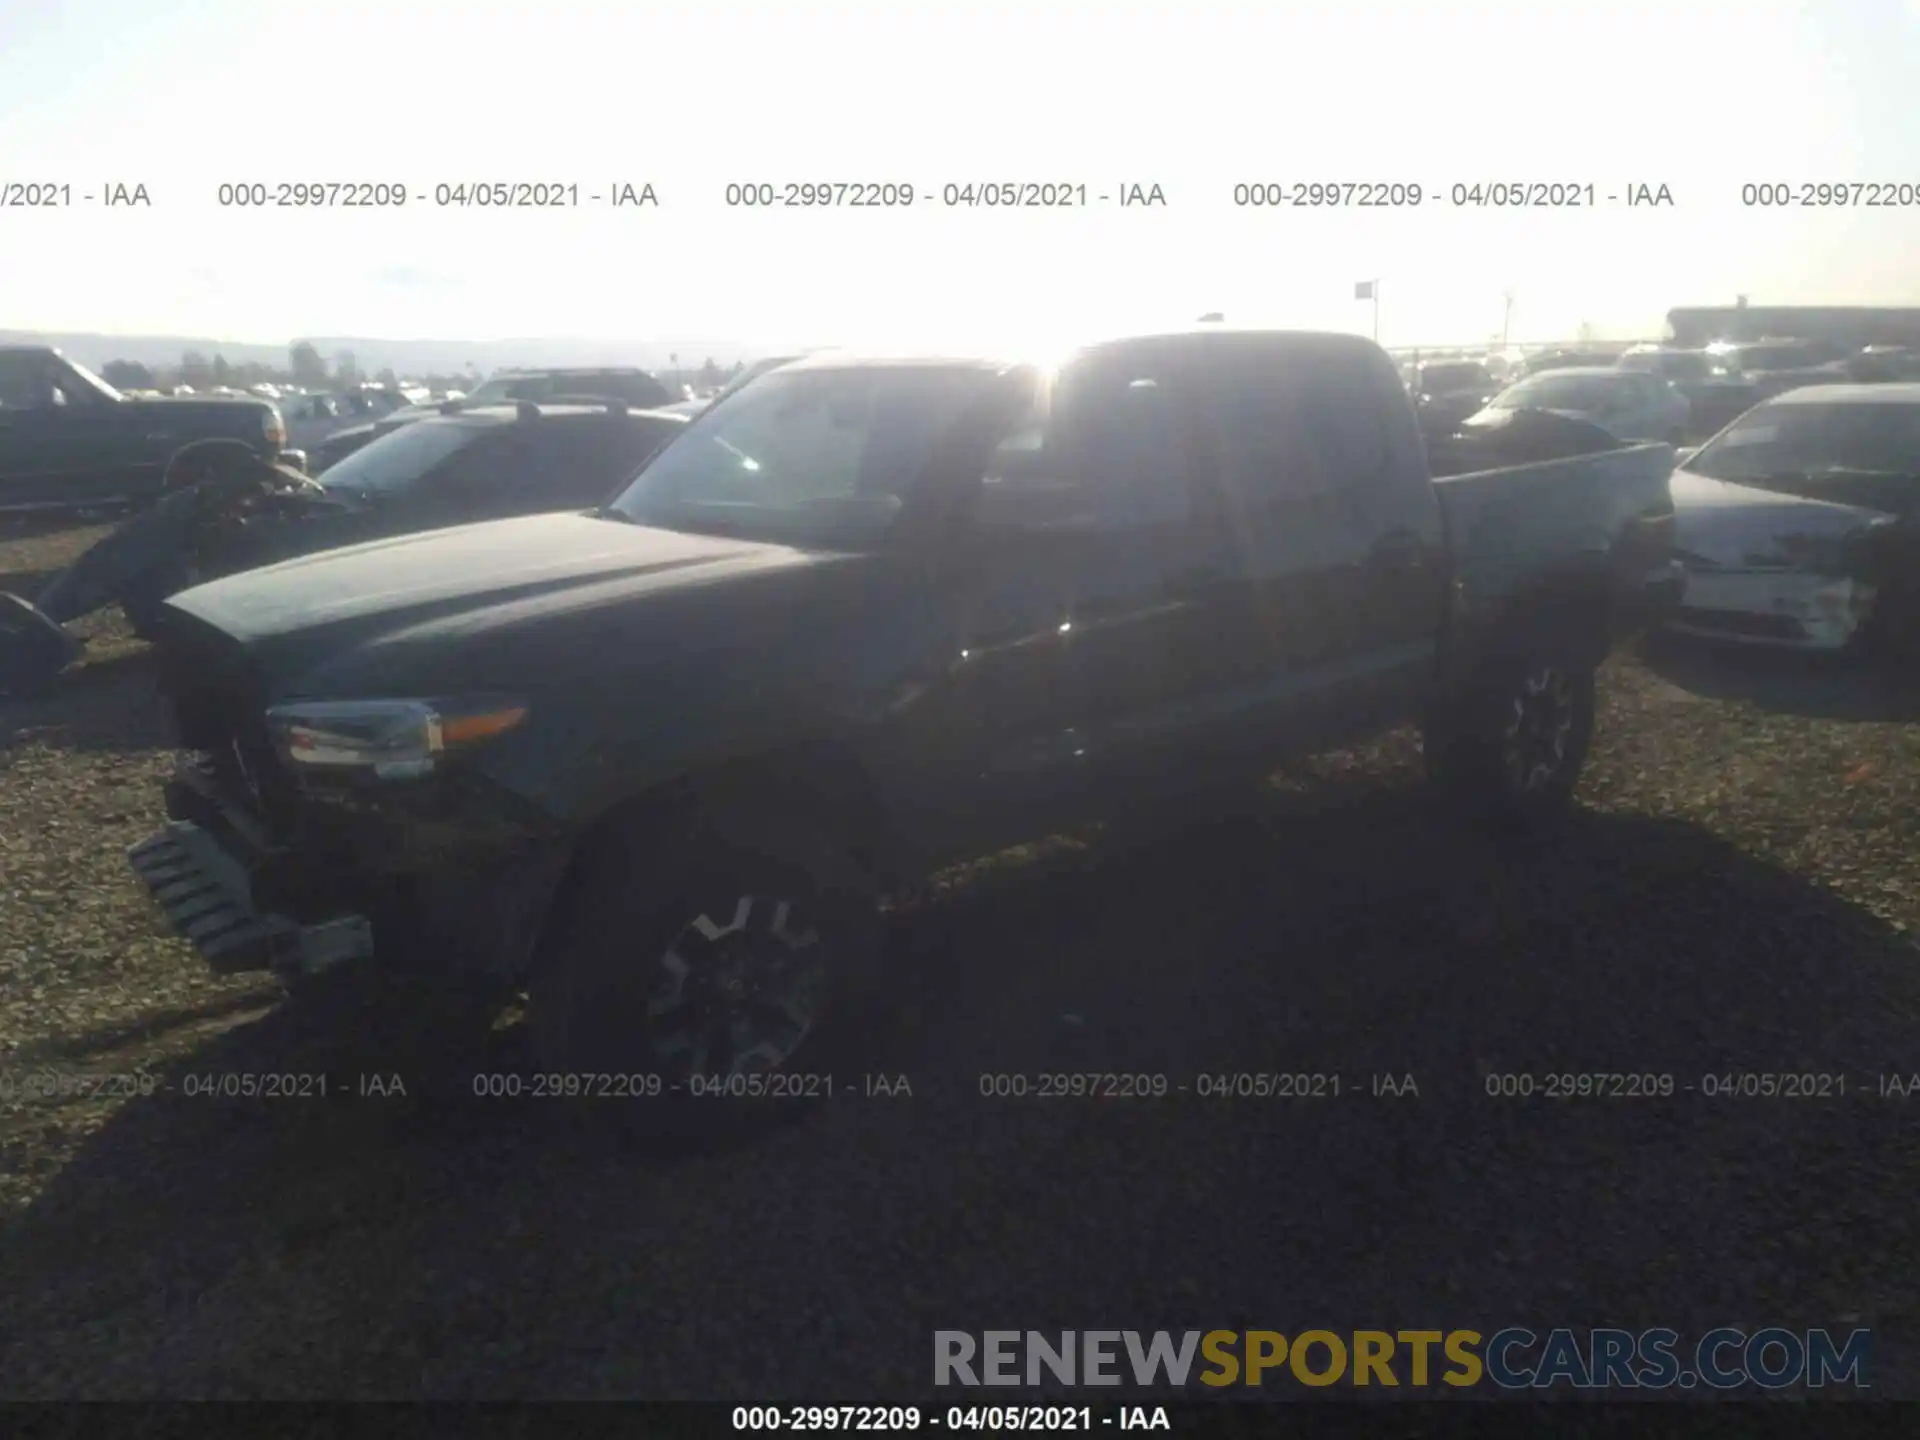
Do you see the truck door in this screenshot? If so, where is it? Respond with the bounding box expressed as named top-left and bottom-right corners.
top-left (1188, 338), bottom-right (1448, 758)
top-left (904, 350), bottom-right (1236, 845)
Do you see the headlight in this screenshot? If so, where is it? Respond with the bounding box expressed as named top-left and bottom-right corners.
top-left (264, 696), bottom-right (528, 780)
top-left (1810, 578), bottom-right (1874, 617)
top-left (263, 405), bottom-right (286, 446)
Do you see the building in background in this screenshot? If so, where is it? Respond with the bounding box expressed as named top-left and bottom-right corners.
top-left (1666, 306), bottom-right (1920, 349)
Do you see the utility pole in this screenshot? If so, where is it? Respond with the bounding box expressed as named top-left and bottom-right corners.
top-left (1501, 291), bottom-right (1515, 350)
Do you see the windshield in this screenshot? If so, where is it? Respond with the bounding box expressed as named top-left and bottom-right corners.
top-left (316, 417), bottom-right (494, 496)
top-left (1419, 363), bottom-right (1490, 394)
top-left (1497, 373), bottom-right (1623, 410)
top-left (1686, 400), bottom-right (1920, 499)
top-left (607, 365), bottom-right (1005, 544)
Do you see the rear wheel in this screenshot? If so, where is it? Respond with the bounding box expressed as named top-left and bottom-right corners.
top-left (527, 800), bottom-right (881, 1140)
top-left (1426, 649), bottom-right (1597, 825)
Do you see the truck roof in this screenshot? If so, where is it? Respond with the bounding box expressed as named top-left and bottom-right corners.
top-left (781, 328), bottom-right (1388, 374)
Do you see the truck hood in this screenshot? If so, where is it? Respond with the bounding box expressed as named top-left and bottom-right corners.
top-left (162, 511), bottom-right (848, 693)
top-left (1669, 467), bottom-right (1894, 570)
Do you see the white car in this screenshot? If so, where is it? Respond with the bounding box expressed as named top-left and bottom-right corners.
top-left (1663, 384), bottom-right (1918, 650)
top-left (1465, 367), bottom-right (1691, 444)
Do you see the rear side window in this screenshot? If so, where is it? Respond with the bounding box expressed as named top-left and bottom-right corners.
top-left (984, 361), bottom-right (1200, 529)
top-left (1199, 345), bottom-right (1403, 506)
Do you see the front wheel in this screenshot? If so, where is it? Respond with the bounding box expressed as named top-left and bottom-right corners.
top-left (527, 802), bottom-right (882, 1140)
top-left (1425, 651), bottom-right (1597, 825)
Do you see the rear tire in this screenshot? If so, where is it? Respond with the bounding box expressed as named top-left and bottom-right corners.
top-left (527, 799), bottom-right (882, 1142)
top-left (1425, 648), bottom-right (1597, 826)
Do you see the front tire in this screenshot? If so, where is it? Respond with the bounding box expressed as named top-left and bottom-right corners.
top-left (528, 800), bottom-right (881, 1140)
top-left (1426, 650), bottom-right (1597, 825)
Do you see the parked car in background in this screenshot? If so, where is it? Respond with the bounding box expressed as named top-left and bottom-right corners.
top-left (1410, 359), bottom-right (1500, 442)
top-left (463, 367), bottom-right (673, 409)
top-left (1708, 340), bottom-right (1853, 401)
top-left (1618, 345), bottom-right (1757, 438)
top-left (1618, 345), bottom-right (1715, 386)
top-left (129, 329), bottom-right (1680, 1119)
top-left (1663, 384), bottom-right (1920, 652)
top-left (1464, 368), bottom-right (1691, 444)
top-left (311, 366), bottom-right (676, 471)
top-left (0, 399), bottom-right (691, 689)
top-left (659, 354), bottom-right (806, 416)
top-left (1516, 348), bottom-right (1621, 378)
top-left (281, 392), bottom-right (352, 453)
top-left (0, 346), bottom-right (293, 515)
top-left (1843, 346), bottom-right (1920, 383)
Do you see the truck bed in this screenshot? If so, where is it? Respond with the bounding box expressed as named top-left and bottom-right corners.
top-left (1431, 441), bottom-right (1681, 633)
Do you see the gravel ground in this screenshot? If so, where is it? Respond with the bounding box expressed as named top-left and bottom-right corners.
top-left (2, 516), bottom-right (1919, 1400)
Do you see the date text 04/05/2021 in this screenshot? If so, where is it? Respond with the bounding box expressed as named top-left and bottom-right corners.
top-left (730, 1405), bottom-right (1171, 1432)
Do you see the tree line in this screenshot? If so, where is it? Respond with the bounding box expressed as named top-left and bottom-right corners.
top-left (96, 342), bottom-right (740, 395)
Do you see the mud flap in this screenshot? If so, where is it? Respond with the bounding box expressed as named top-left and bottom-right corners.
top-left (0, 592), bottom-right (83, 696)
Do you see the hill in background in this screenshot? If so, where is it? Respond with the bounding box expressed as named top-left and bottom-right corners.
top-left (0, 331), bottom-right (765, 378)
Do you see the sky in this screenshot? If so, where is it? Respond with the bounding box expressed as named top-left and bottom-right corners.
top-left (2, 0), bottom-right (1918, 354)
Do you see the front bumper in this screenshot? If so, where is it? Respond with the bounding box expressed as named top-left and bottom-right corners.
top-left (127, 752), bottom-right (572, 984)
top-left (128, 821), bottom-right (372, 976)
top-left (1663, 569), bottom-right (1876, 651)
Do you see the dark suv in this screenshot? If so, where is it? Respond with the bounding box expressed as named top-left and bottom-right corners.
top-left (311, 368), bottom-right (675, 472)
top-left (192, 399), bottom-right (689, 581)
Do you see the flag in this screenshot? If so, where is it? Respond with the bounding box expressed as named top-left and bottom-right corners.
top-left (1355, 281), bottom-right (1376, 300)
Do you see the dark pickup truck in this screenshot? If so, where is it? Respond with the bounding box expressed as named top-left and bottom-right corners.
top-left (0, 346), bottom-right (292, 515)
top-left (130, 330), bottom-right (1680, 1115)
